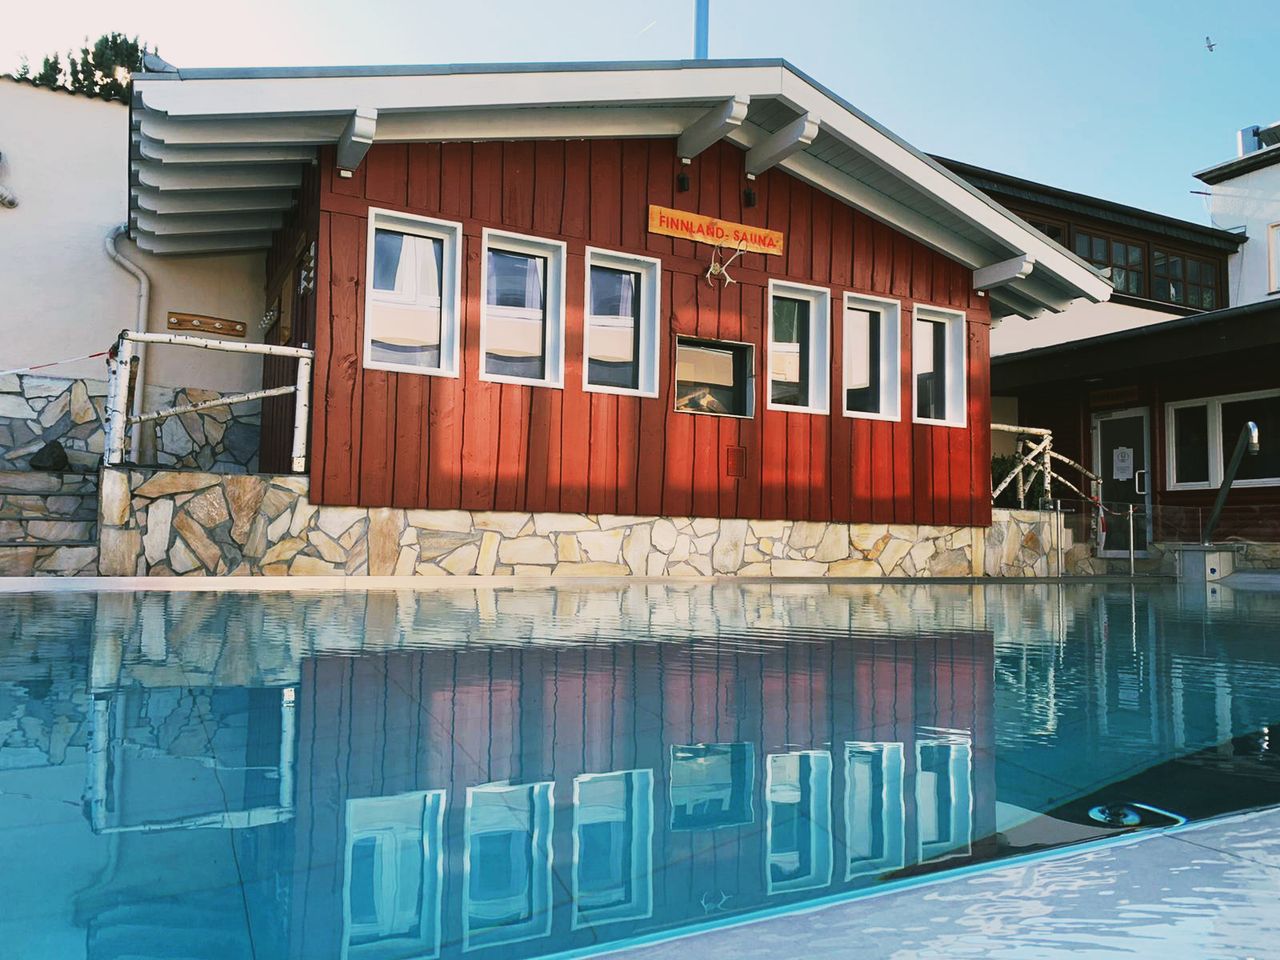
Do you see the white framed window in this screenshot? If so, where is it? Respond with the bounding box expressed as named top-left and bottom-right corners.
top-left (480, 229), bottom-right (566, 387)
top-left (1269, 222), bottom-right (1280, 295)
top-left (572, 769), bottom-right (655, 929)
top-left (765, 750), bottom-right (834, 895)
top-left (343, 790), bottom-right (446, 960)
top-left (583, 248), bottom-right (661, 397)
top-left (463, 781), bottom-right (555, 951)
top-left (844, 742), bottom-right (905, 880)
top-left (767, 280), bottom-right (831, 414)
top-left (842, 293), bottom-right (901, 421)
top-left (915, 729), bottom-right (973, 864)
top-left (673, 337), bottom-right (756, 419)
top-left (1166, 388), bottom-right (1280, 490)
top-left (912, 304), bottom-right (967, 427)
top-left (363, 209), bottom-right (463, 377)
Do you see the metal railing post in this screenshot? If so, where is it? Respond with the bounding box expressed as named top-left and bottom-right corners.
top-left (1127, 505), bottom-right (1136, 577)
top-left (103, 334), bottom-right (134, 466)
top-left (291, 355), bottom-right (313, 474)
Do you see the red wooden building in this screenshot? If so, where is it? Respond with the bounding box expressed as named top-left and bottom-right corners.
top-left (128, 61), bottom-right (1108, 527)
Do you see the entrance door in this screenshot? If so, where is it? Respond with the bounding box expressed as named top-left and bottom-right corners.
top-left (1093, 407), bottom-right (1152, 556)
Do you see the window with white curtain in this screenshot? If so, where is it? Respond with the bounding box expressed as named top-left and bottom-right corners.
top-left (364, 209), bottom-right (462, 377)
top-left (481, 230), bottom-right (566, 387)
top-left (843, 294), bottom-right (901, 421)
top-left (585, 248), bottom-right (661, 396)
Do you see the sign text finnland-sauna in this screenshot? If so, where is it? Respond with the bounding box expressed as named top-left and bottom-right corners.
top-left (647, 205), bottom-right (785, 256)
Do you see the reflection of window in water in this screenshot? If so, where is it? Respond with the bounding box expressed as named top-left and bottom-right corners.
top-left (88, 686), bottom-right (294, 832)
top-left (344, 790), bottom-right (445, 960)
top-left (670, 743), bottom-right (755, 830)
top-left (573, 770), bottom-right (654, 928)
top-left (915, 730), bottom-right (973, 862)
top-left (844, 742), bottom-right (905, 879)
top-left (464, 782), bottom-right (554, 950)
top-left (766, 751), bottom-right (833, 894)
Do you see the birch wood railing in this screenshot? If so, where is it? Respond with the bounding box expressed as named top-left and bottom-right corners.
top-left (991, 424), bottom-right (1101, 507)
top-left (103, 330), bottom-right (314, 473)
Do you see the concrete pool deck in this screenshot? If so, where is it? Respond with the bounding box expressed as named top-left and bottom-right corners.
top-left (606, 804), bottom-right (1280, 959)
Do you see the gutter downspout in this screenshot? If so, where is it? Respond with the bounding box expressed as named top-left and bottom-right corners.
top-left (105, 224), bottom-right (150, 463)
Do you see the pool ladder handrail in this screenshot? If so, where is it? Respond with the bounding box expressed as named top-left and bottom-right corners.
top-left (1202, 420), bottom-right (1260, 545)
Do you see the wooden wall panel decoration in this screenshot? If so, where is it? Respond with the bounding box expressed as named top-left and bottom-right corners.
top-left (301, 138), bottom-right (993, 525)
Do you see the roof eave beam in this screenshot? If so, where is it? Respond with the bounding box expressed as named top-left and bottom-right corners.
top-left (743, 113), bottom-right (820, 178)
top-left (987, 287), bottom-right (1047, 321)
top-left (973, 254), bottom-right (1035, 291)
top-left (676, 96), bottom-right (750, 162)
top-left (337, 107), bottom-right (377, 177)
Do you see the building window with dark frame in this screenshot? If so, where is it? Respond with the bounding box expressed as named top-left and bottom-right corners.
top-left (674, 337), bottom-right (755, 418)
top-left (1074, 231), bottom-right (1143, 296)
top-left (1166, 389), bottom-right (1280, 489)
top-left (1152, 250), bottom-right (1219, 309)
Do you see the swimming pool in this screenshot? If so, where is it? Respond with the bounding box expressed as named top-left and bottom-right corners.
top-left (1, 582), bottom-right (1277, 959)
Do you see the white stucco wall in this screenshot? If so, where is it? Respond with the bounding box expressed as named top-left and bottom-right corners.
top-left (1206, 161), bottom-right (1280, 308)
top-left (0, 80), bottom-right (266, 391)
top-left (991, 299), bottom-right (1183, 357)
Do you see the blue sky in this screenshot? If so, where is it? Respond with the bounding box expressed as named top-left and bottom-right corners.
top-left (11, 0), bottom-right (1280, 221)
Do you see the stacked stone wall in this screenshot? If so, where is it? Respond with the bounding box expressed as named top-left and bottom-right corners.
top-left (0, 374), bottom-right (260, 473)
top-left (96, 467), bottom-right (1068, 579)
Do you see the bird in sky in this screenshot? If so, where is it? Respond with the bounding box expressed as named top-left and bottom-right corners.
top-left (1205, 36), bottom-right (1217, 52)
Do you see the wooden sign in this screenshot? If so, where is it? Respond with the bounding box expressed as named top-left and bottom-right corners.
top-left (167, 312), bottom-right (247, 338)
top-left (648, 204), bottom-right (784, 256)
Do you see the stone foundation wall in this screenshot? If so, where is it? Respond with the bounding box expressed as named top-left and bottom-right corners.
top-left (97, 467), bottom-right (1067, 578)
top-left (0, 374), bottom-right (260, 473)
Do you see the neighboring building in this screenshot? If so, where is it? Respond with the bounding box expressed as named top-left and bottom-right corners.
top-left (938, 158), bottom-right (1244, 357)
top-left (962, 132), bottom-right (1279, 558)
top-left (0, 76), bottom-right (267, 472)
top-left (1198, 121), bottom-right (1280, 306)
top-left (126, 59), bottom-right (1106, 536)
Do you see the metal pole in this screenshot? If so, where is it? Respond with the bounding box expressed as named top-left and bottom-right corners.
top-left (694, 0), bottom-right (710, 58)
top-left (291, 355), bottom-right (313, 473)
top-left (1055, 499), bottom-right (1064, 578)
top-left (1128, 505), bottom-right (1136, 577)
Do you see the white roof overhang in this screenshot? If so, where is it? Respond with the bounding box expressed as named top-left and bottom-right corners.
top-left (129, 60), bottom-right (1110, 317)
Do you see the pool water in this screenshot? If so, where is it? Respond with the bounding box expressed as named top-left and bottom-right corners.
top-left (1, 582), bottom-right (1278, 959)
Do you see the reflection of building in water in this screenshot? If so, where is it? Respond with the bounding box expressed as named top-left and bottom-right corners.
top-left (4, 585), bottom-right (1280, 960)
top-left (287, 631), bottom-right (996, 960)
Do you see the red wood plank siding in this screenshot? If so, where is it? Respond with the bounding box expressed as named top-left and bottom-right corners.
top-left (306, 139), bottom-right (994, 525)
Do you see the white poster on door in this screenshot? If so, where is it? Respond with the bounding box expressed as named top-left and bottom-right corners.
top-left (1113, 446), bottom-right (1134, 481)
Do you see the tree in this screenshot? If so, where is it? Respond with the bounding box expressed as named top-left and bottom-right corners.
top-left (14, 32), bottom-right (155, 99)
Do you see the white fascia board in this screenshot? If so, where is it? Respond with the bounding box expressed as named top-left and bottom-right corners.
top-left (133, 186), bottom-right (297, 215)
top-left (774, 71), bottom-right (1111, 304)
top-left (376, 106), bottom-right (705, 142)
top-left (135, 163), bottom-right (303, 192)
top-left (133, 229), bottom-right (273, 255)
top-left (133, 64), bottom-right (788, 118)
top-left (132, 208), bottom-right (284, 236)
top-left (138, 112), bottom-right (347, 146)
top-left (134, 132), bottom-right (315, 165)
